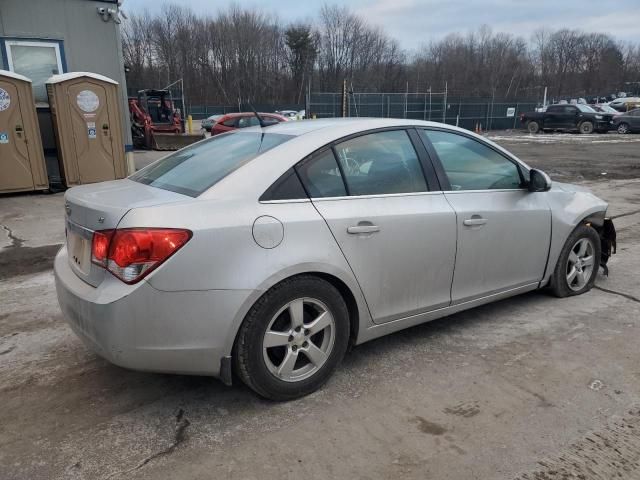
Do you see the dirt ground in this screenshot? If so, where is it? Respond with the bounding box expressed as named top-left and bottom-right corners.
top-left (2, 131), bottom-right (640, 480)
top-left (487, 131), bottom-right (640, 182)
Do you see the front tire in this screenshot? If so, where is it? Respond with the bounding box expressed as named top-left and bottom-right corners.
top-left (617, 123), bottom-right (630, 134)
top-left (579, 121), bottom-right (594, 134)
top-left (550, 225), bottom-right (601, 298)
top-left (234, 275), bottom-right (350, 401)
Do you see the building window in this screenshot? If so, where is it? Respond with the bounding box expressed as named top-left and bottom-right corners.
top-left (5, 40), bottom-right (65, 103)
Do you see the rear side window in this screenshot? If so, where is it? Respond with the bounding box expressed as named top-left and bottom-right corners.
top-left (222, 118), bottom-right (237, 127)
top-left (260, 168), bottom-right (307, 201)
top-left (333, 130), bottom-right (427, 196)
top-left (422, 130), bottom-right (523, 191)
top-left (296, 150), bottom-right (347, 198)
top-left (131, 132), bottom-right (293, 197)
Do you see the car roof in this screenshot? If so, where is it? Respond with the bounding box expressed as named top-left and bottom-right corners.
top-left (263, 117), bottom-right (469, 137)
top-left (224, 112), bottom-right (282, 118)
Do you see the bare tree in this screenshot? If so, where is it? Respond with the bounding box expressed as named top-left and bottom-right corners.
top-left (120, 3), bottom-right (640, 107)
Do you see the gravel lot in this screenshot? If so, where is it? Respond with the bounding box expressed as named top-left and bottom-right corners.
top-left (2, 130), bottom-right (640, 480)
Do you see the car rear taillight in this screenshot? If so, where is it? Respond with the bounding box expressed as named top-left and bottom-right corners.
top-left (91, 230), bottom-right (114, 267)
top-left (91, 228), bottom-right (192, 284)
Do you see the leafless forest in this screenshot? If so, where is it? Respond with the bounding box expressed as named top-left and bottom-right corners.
top-left (122, 4), bottom-right (640, 105)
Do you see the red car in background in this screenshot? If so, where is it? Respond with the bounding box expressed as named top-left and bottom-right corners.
top-left (210, 112), bottom-right (288, 135)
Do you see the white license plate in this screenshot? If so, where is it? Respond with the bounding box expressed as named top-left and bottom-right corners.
top-left (67, 228), bottom-right (91, 275)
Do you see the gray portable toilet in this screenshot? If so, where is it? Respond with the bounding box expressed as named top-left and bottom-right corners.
top-left (0, 70), bottom-right (49, 193)
top-left (46, 72), bottom-right (127, 187)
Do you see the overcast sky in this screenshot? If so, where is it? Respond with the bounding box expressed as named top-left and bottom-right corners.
top-left (124, 0), bottom-right (640, 50)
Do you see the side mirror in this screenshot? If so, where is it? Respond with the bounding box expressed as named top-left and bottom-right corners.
top-left (528, 169), bottom-right (552, 192)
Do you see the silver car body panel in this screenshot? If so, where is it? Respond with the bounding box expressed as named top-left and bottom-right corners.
top-left (311, 192), bottom-right (456, 324)
top-left (54, 118), bottom-right (609, 378)
top-left (444, 189), bottom-right (551, 303)
top-left (538, 182), bottom-right (608, 287)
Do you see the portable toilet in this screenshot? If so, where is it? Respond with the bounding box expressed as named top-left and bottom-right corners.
top-left (46, 72), bottom-right (127, 187)
top-left (0, 70), bottom-right (48, 193)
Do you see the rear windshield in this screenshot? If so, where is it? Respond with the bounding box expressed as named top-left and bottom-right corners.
top-left (131, 132), bottom-right (293, 197)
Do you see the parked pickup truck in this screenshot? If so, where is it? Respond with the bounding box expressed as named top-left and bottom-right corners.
top-left (520, 104), bottom-right (612, 134)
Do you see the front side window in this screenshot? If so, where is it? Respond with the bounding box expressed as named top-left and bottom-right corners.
top-left (5, 40), bottom-right (64, 103)
top-left (333, 130), bottom-right (427, 196)
top-left (422, 130), bottom-right (523, 191)
top-left (131, 132), bottom-right (293, 197)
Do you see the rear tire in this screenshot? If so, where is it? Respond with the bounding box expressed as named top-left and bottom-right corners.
top-left (579, 121), bottom-right (594, 134)
top-left (550, 224), bottom-right (601, 298)
top-left (527, 121), bottom-right (540, 134)
top-left (617, 123), bottom-right (630, 134)
top-left (234, 275), bottom-right (350, 401)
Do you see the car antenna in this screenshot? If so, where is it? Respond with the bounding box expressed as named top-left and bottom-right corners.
top-left (246, 101), bottom-right (268, 128)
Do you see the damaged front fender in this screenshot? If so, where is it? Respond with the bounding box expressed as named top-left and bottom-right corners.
top-left (541, 185), bottom-right (609, 286)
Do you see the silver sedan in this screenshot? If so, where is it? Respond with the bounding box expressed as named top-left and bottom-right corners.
top-left (55, 118), bottom-right (614, 400)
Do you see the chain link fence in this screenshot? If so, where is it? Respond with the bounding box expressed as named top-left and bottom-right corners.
top-left (188, 104), bottom-right (304, 120)
top-left (308, 92), bottom-right (540, 131)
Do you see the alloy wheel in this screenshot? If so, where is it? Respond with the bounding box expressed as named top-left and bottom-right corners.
top-left (262, 298), bottom-right (336, 382)
top-left (566, 238), bottom-right (595, 292)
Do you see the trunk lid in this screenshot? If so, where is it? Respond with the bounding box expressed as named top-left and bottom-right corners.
top-left (64, 178), bottom-right (191, 287)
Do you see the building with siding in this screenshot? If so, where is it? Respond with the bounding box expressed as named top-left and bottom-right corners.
top-left (0, 0), bottom-right (132, 183)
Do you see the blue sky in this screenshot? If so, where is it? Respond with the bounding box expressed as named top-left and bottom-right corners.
top-left (123, 0), bottom-right (640, 50)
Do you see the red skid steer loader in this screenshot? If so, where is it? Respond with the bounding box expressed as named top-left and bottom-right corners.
top-left (129, 89), bottom-right (203, 151)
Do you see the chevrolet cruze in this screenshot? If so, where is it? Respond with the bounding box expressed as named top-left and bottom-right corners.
top-left (55, 118), bottom-right (614, 400)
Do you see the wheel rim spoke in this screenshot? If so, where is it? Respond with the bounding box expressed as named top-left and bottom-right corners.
top-left (277, 349), bottom-right (298, 378)
top-left (568, 251), bottom-right (579, 265)
top-left (567, 267), bottom-right (578, 284)
top-left (264, 331), bottom-right (290, 348)
top-left (577, 239), bottom-right (588, 257)
top-left (582, 255), bottom-right (594, 267)
top-left (307, 311), bottom-right (332, 336)
top-left (303, 342), bottom-right (328, 367)
top-left (288, 299), bottom-right (305, 328)
top-left (575, 271), bottom-right (586, 288)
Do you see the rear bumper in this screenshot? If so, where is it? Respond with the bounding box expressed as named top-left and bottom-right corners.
top-left (54, 246), bottom-right (253, 377)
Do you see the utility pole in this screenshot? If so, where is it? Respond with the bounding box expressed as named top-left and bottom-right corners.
top-left (443, 82), bottom-right (448, 123)
top-left (341, 79), bottom-right (347, 118)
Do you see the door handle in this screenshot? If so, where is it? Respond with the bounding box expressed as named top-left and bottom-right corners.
top-left (347, 224), bottom-right (380, 234)
top-left (463, 217), bottom-right (487, 226)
